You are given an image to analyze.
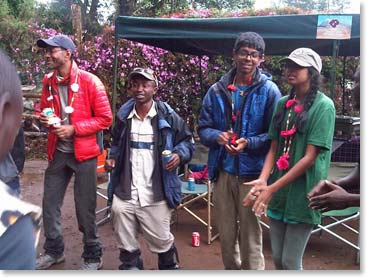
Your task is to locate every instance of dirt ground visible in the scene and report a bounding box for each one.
[20,159,360,271]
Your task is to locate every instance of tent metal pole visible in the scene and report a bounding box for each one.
[112,38,118,128]
[199,56,203,99]
[342,56,346,114]
[329,40,340,101]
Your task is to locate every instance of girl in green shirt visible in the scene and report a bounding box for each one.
[242,48,335,270]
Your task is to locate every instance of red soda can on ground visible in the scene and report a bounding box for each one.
[192,232,200,247]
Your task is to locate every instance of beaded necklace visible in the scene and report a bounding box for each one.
[47,70,79,121]
[227,75,252,145]
[276,97,304,171]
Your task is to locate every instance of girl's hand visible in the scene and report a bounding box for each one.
[242,179,267,207]
[251,186,274,217]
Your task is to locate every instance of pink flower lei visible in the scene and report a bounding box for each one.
[276,97,304,171]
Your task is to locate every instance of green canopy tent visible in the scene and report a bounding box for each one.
[112,14,360,120]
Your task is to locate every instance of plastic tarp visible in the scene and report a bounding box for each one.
[114,14,360,57]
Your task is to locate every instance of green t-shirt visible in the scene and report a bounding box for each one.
[267,92,336,225]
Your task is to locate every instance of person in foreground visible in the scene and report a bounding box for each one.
[35,34,113,270]
[198,32,281,269]
[308,66,360,211]
[0,127,25,198]
[0,49,42,269]
[105,67,195,270]
[243,48,336,270]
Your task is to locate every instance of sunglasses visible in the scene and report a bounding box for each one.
[133,67,156,77]
[43,48,66,55]
[131,67,158,86]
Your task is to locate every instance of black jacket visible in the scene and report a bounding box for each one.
[110,99,195,208]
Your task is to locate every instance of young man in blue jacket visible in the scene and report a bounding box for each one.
[198,32,281,270]
[105,67,195,270]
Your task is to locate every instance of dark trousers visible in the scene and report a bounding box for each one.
[42,150,102,260]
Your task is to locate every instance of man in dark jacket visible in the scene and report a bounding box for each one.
[105,67,194,270]
[198,32,281,269]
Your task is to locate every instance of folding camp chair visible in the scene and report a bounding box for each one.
[96,149,112,226]
[176,179,219,244]
[311,206,360,263]
[172,140,219,244]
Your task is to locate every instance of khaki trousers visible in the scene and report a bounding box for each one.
[111,196,174,254]
[213,171,265,270]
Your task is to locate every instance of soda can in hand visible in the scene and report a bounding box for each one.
[162,150,172,166]
[43,108,54,117]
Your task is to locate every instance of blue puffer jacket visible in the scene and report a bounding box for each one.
[198,67,281,181]
[109,99,195,208]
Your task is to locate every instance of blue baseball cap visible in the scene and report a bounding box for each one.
[37,35,76,54]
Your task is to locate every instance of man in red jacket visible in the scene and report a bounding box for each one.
[36,34,113,270]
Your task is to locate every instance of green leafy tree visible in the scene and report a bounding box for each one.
[0,0,38,76]
[114,0,254,16]
[36,0,73,34]
[193,0,254,10]
[0,0,37,20]
[75,0,103,34]
[329,0,351,12]
[280,0,318,10]
[280,0,351,12]
[35,0,103,35]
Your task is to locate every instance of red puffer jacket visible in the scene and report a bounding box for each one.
[40,61,113,162]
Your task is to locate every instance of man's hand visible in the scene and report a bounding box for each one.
[105,159,115,172]
[308,179,334,198]
[52,124,75,139]
[165,153,181,171]
[225,137,248,155]
[39,112,50,127]
[217,131,232,145]
[308,180,353,212]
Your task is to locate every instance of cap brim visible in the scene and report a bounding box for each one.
[280,57,311,68]
[36,39,59,48]
[128,72,155,82]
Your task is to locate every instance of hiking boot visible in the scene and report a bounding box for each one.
[80,258,103,270]
[158,244,180,270]
[36,253,65,270]
[119,257,144,270]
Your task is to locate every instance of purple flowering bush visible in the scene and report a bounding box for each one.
[7,7,359,133]
[11,24,227,130]
[74,26,229,129]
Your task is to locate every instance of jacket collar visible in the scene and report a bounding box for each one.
[127,101,157,120]
[46,60,79,81]
[217,67,270,94]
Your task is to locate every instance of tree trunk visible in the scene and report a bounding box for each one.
[118,0,136,16]
[71,4,83,52]
[90,0,99,20]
